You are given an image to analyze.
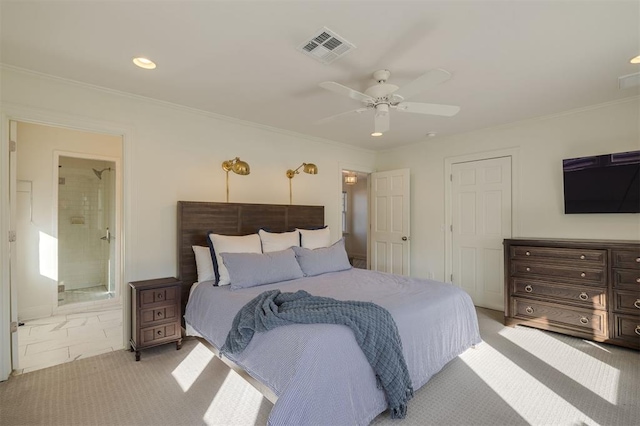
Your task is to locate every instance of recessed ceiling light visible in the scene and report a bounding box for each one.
[426,132,437,138]
[371,132,383,137]
[631,55,640,64]
[133,57,156,69]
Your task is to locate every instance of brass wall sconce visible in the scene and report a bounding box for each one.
[222,157,250,202]
[286,162,318,204]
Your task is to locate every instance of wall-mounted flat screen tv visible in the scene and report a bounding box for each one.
[563,150,640,214]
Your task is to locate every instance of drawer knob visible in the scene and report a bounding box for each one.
[525,251,531,256]
[157,311,162,317]
[636,277,640,283]
[156,330,162,336]
[158,294,164,299]
[634,299,640,309]
[580,255,585,260]
[580,272,586,278]
[525,306,534,314]
[636,257,640,263]
[635,326,640,336]
[579,317,589,325]
[526,267,531,272]
[524,285,533,293]
[579,292,589,301]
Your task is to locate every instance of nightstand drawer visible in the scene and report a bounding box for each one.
[140,286,177,307]
[140,305,178,327]
[140,323,179,345]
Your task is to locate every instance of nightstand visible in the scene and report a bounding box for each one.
[129,277,183,361]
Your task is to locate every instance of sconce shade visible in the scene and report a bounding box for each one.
[303,163,318,174]
[222,157,250,175]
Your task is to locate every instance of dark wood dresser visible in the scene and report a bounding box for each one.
[129,277,183,361]
[504,238,639,350]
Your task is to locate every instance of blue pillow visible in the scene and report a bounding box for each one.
[291,238,352,277]
[221,248,304,290]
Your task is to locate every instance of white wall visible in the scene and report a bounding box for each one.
[2,68,377,287]
[16,122,122,319]
[376,98,640,281]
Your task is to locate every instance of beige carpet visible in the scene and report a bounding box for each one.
[1,308,638,425]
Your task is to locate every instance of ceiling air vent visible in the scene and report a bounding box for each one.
[618,72,640,90]
[298,27,355,65]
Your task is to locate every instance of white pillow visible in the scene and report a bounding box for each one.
[192,245,215,283]
[208,233,262,286]
[259,229,300,253]
[297,227,331,249]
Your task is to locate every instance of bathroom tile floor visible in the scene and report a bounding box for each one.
[15,306,123,374]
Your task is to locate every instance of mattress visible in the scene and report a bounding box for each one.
[185,268,481,425]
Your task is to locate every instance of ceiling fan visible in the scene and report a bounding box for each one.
[317,69,460,136]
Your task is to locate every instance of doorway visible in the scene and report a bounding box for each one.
[57,156,117,307]
[342,170,369,269]
[12,121,124,373]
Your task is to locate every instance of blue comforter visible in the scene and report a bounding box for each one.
[221,289,414,418]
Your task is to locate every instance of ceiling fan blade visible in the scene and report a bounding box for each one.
[393,69,452,101]
[315,107,371,125]
[374,112,390,134]
[319,81,373,103]
[396,102,460,117]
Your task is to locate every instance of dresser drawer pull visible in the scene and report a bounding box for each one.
[524,285,533,293]
[580,255,585,260]
[156,330,163,336]
[525,251,531,256]
[579,292,589,301]
[525,306,534,314]
[579,317,589,325]
[634,299,640,309]
[157,311,163,317]
[526,267,531,272]
[636,257,640,263]
[157,293,164,300]
[635,326,640,336]
[580,272,586,278]
[636,278,640,283]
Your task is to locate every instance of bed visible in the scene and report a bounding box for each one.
[178,201,481,425]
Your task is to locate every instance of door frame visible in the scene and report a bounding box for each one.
[53,151,122,312]
[0,103,133,379]
[444,148,521,286]
[339,162,375,269]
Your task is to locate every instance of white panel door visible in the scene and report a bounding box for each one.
[451,157,511,310]
[9,121,19,373]
[370,169,410,275]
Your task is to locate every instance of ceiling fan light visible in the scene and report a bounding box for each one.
[630,55,640,64]
[133,57,156,69]
[371,132,383,137]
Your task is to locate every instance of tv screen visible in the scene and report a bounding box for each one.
[563,150,640,214]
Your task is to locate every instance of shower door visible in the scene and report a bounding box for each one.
[57,156,117,306]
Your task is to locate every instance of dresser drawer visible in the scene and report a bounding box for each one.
[512,298,607,337]
[511,279,606,309]
[612,249,640,270]
[140,323,179,346]
[612,291,640,315]
[511,246,606,266]
[511,261,606,286]
[140,286,177,307]
[612,314,640,347]
[612,268,640,290]
[140,305,178,327]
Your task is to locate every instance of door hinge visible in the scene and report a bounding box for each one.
[450,274,453,282]
[450,174,453,182]
[9,140,17,152]
[450,224,453,232]
[10,321,18,333]
[8,230,16,242]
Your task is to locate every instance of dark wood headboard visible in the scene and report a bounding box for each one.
[177,201,324,312]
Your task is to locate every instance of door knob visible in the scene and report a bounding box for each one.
[401,236,408,241]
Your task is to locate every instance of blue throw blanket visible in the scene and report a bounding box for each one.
[221,289,414,419]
